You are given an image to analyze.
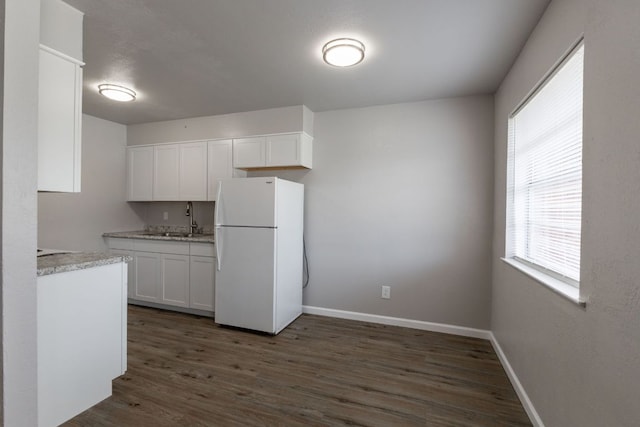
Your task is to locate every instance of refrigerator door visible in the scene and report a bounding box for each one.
[216,177,277,227]
[214,226,276,333]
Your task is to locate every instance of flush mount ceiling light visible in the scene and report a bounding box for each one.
[322,38,365,67]
[98,84,136,102]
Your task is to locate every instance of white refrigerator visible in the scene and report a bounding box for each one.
[214,177,304,334]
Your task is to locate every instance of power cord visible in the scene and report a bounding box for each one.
[303,236,310,288]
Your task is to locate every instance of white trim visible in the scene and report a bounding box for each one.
[510,36,584,117]
[489,333,545,427]
[127,299,214,318]
[502,258,586,307]
[302,305,491,340]
[126,131,312,148]
[39,44,85,66]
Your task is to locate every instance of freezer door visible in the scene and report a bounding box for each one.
[214,226,276,333]
[216,177,277,227]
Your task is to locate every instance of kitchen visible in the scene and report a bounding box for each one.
[3,0,640,426]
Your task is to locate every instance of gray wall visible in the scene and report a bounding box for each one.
[492,0,640,425]
[141,201,214,230]
[127,105,312,146]
[38,114,146,251]
[254,97,495,329]
[128,97,495,329]
[1,0,40,423]
[40,0,83,60]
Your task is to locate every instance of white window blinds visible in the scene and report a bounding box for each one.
[507,43,584,285]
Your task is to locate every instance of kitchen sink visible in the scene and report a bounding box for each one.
[161,232,194,237]
[144,232,213,238]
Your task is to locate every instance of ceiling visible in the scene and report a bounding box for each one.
[64,0,551,125]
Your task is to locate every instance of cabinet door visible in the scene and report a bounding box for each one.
[190,256,215,311]
[207,140,233,200]
[38,47,82,192]
[133,252,161,302]
[179,142,208,201]
[110,249,135,298]
[266,134,300,167]
[153,144,180,200]
[233,137,266,168]
[160,254,190,308]
[127,146,154,201]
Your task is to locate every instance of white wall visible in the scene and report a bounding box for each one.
[40,0,83,60]
[492,0,640,425]
[1,0,40,423]
[254,96,495,329]
[38,114,146,251]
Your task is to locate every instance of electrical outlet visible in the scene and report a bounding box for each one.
[163,212,169,220]
[381,285,391,299]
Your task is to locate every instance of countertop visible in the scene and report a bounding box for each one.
[103,230,215,244]
[37,252,132,277]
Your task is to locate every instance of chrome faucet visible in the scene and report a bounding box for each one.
[186,201,198,234]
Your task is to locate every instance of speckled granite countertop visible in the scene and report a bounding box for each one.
[103,230,215,243]
[37,252,132,277]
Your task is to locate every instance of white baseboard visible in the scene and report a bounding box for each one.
[302,305,491,340]
[489,333,544,427]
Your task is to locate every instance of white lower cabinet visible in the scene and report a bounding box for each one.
[37,262,127,427]
[132,252,160,302]
[190,256,215,311]
[160,253,190,307]
[110,249,135,298]
[106,238,215,315]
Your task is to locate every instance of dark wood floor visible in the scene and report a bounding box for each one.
[64,305,530,426]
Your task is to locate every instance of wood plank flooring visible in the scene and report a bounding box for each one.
[64,305,531,426]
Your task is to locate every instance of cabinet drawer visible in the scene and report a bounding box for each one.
[106,238,134,251]
[190,242,215,257]
[133,240,190,255]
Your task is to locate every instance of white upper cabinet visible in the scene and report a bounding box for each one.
[153,142,208,201]
[38,0,84,193]
[179,142,208,201]
[38,46,83,192]
[267,133,312,168]
[233,137,266,168]
[232,132,312,170]
[207,139,233,201]
[153,144,180,200]
[127,133,305,202]
[126,146,154,201]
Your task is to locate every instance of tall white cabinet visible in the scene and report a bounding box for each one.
[38,45,84,192]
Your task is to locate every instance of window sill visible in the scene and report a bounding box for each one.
[501,258,586,307]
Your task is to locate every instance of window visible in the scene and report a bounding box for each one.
[506,41,584,289]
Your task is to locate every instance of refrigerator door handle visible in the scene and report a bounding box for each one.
[215,226,222,271]
[215,181,222,226]
[215,181,222,271]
